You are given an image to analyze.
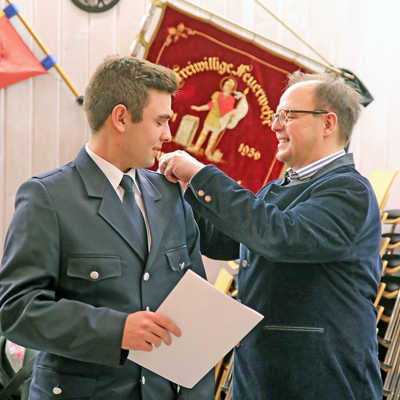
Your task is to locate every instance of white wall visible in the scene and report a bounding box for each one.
[1,0,399,256]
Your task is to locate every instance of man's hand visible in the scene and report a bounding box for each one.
[121,311,181,352]
[158,150,205,185]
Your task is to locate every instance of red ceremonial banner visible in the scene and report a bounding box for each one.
[137,3,310,193]
[0,10,47,89]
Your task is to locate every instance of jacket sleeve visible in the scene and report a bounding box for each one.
[184,190,239,261]
[184,165,380,263]
[0,178,127,367]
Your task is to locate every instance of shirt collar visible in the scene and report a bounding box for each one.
[286,149,346,181]
[85,143,137,191]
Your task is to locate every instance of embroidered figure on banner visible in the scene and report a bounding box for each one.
[174,77,249,163]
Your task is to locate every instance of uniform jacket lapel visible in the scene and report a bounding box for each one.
[136,170,165,267]
[74,147,147,262]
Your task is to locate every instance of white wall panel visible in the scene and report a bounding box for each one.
[58,0,89,166]
[31,0,61,175]
[117,0,146,54]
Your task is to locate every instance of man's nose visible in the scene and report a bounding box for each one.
[271,117,283,133]
[161,123,172,142]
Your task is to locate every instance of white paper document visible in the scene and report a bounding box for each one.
[128,269,263,388]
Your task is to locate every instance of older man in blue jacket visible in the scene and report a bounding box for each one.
[0,56,213,400]
[160,71,383,399]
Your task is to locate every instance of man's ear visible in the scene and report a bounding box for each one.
[322,112,337,138]
[110,104,129,132]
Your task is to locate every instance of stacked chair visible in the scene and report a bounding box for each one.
[369,169,400,398]
[377,218,400,398]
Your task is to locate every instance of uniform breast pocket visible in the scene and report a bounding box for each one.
[166,246,191,272]
[64,255,122,304]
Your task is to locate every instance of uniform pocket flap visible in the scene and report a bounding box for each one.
[33,366,96,398]
[166,246,191,272]
[66,256,121,281]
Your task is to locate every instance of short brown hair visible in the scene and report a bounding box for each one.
[84,56,178,131]
[287,71,361,145]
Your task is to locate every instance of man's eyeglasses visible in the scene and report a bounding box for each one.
[272,109,329,126]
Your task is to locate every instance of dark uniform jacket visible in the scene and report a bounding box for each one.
[185,154,383,400]
[0,147,213,400]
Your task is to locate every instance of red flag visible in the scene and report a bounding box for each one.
[0,10,47,89]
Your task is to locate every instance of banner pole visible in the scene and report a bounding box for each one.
[5,0,83,104]
[253,0,354,80]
